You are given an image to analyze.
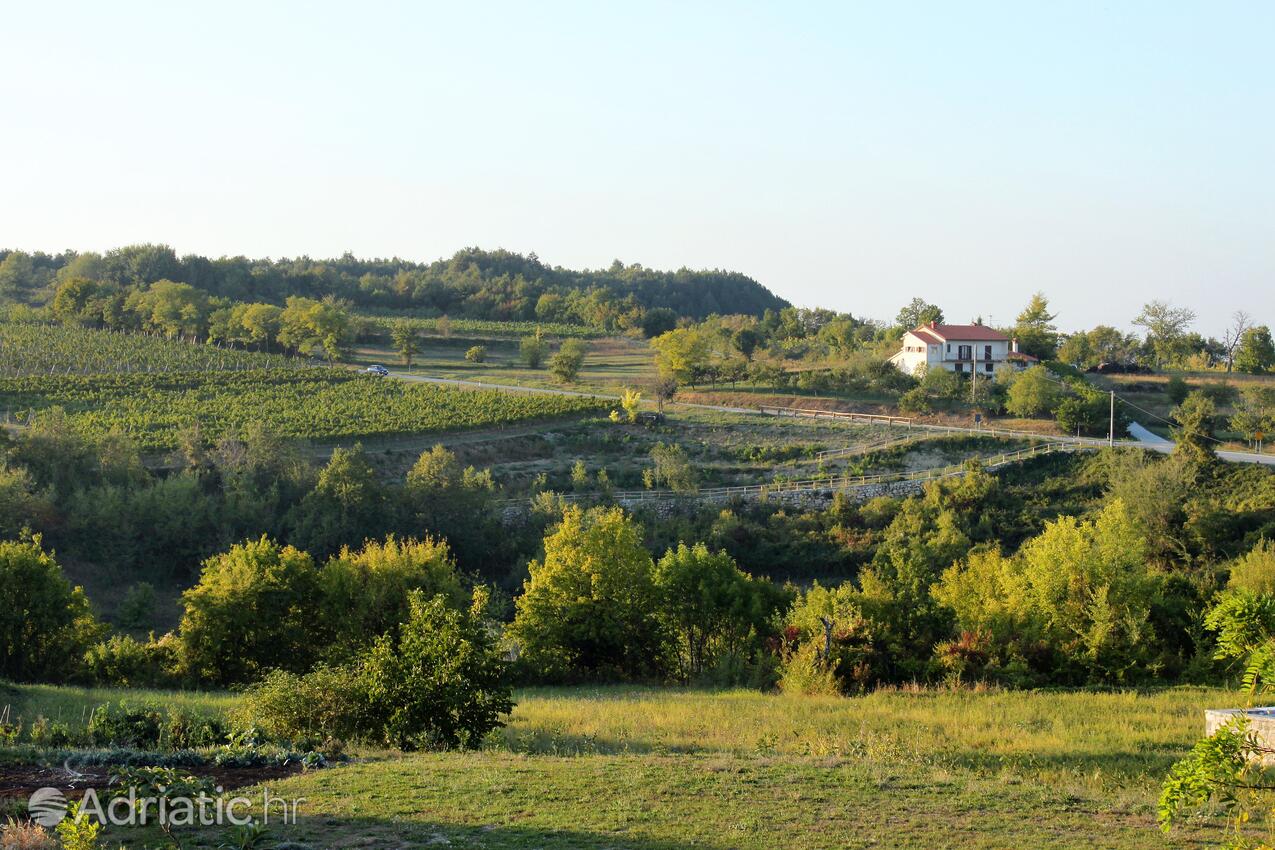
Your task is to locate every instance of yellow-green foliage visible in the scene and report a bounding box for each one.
[0,536,101,682]
[934,499,1157,682]
[320,535,465,651]
[1226,538,1275,594]
[509,506,663,681]
[177,536,321,686]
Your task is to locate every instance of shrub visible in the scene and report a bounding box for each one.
[776,640,840,696]
[319,535,465,655]
[0,536,101,682]
[1165,375,1189,405]
[83,633,181,689]
[519,335,545,369]
[897,386,930,414]
[510,506,664,681]
[778,580,896,694]
[237,666,362,748]
[359,589,513,750]
[177,536,322,686]
[1,818,57,850]
[87,701,165,749]
[464,345,487,363]
[28,715,75,748]
[654,543,786,682]
[1004,365,1061,417]
[1227,540,1275,595]
[550,339,586,383]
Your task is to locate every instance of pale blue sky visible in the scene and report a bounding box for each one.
[2,1,1271,334]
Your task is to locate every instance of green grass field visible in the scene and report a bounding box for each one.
[7,684,1230,849]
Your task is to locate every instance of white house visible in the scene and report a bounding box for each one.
[888,321,1037,377]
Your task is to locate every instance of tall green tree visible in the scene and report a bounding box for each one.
[1235,325,1275,374]
[509,506,664,681]
[895,297,943,330]
[177,536,322,686]
[390,321,421,368]
[0,536,100,682]
[1012,292,1058,359]
[1134,300,1196,368]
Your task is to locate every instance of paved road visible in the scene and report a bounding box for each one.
[390,372,1275,467]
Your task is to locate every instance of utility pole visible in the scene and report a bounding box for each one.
[1109,390,1115,447]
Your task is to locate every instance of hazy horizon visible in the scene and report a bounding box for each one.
[4,1,1271,337]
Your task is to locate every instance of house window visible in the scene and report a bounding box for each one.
[986,363,994,374]
[984,345,993,361]
[954,362,964,373]
[958,344,972,361]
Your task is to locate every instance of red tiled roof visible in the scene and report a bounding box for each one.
[1008,351,1039,362]
[916,323,1008,342]
[907,328,943,345]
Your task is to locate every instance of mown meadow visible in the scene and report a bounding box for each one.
[0,683,1231,849]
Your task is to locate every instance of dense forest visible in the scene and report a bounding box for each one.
[0,244,789,329]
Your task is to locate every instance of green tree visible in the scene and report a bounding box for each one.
[1012,292,1058,359]
[550,339,587,382]
[1171,390,1217,466]
[641,307,678,338]
[648,442,697,492]
[1004,365,1061,417]
[1134,300,1196,368]
[177,536,322,686]
[1235,325,1275,374]
[0,536,100,682]
[654,543,780,681]
[731,327,762,361]
[1230,385,1275,447]
[358,589,513,749]
[390,321,421,368]
[287,445,388,558]
[509,506,664,680]
[320,535,465,653]
[402,445,499,570]
[895,297,944,330]
[519,333,546,368]
[465,345,487,363]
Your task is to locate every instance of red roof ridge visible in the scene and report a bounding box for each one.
[914,323,1009,342]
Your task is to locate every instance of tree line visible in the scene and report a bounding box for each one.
[0,244,789,330]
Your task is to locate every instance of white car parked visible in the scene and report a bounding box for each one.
[363,365,390,377]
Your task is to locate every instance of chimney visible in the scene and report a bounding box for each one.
[1011,338,1019,353]
[929,320,937,329]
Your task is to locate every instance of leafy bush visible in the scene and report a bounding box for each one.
[243,590,513,751]
[87,701,165,749]
[86,700,226,750]
[319,535,465,656]
[83,633,181,689]
[237,665,362,748]
[1004,365,1061,417]
[654,543,787,682]
[933,499,1157,683]
[0,535,101,682]
[550,339,587,383]
[360,589,513,749]
[464,345,487,363]
[510,506,664,681]
[177,536,322,686]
